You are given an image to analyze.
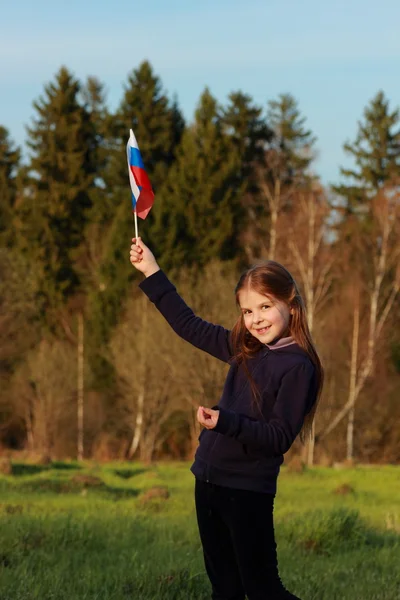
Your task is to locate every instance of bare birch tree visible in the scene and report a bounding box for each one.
[256,160,288,260]
[254,94,316,260]
[110,294,179,462]
[77,312,84,460]
[346,286,360,461]
[283,185,333,465]
[318,184,400,455]
[14,338,78,457]
[56,306,87,461]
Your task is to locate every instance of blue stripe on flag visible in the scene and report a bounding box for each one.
[131,192,137,209]
[129,147,145,169]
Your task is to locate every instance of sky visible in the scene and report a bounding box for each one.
[1,0,400,185]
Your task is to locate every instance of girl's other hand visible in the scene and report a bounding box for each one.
[130,237,160,277]
[197,406,219,430]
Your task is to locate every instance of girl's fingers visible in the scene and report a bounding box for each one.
[197,407,205,425]
[196,406,219,430]
[130,247,142,258]
[201,407,213,420]
[130,250,142,263]
[132,236,144,249]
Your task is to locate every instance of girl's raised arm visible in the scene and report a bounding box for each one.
[130,238,231,363]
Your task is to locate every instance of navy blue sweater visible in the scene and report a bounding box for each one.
[140,270,317,494]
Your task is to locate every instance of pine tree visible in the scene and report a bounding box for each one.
[254,94,317,259]
[78,77,112,239]
[153,88,242,270]
[82,63,184,384]
[222,91,272,176]
[84,62,184,340]
[0,127,20,246]
[16,66,97,317]
[333,91,400,212]
[221,92,273,262]
[106,60,184,192]
[93,60,185,290]
[266,93,316,183]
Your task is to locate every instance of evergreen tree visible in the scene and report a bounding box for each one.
[106,60,184,192]
[16,66,97,317]
[253,94,316,259]
[78,77,111,232]
[221,93,273,261]
[153,88,242,270]
[333,91,400,212]
[0,127,20,246]
[84,62,184,348]
[266,93,316,184]
[94,60,185,285]
[222,91,272,176]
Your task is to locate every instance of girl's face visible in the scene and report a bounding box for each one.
[238,286,292,344]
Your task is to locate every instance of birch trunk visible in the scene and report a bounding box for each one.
[289,190,329,466]
[127,297,148,459]
[26,406,34,452]
[268,180,280,260]
[346,298,359,462]
[319,190,399,441]
[77,311,84,461]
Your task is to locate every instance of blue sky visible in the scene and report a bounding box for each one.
[1,0,399,184]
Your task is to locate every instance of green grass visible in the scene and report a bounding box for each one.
[0,461,399,599]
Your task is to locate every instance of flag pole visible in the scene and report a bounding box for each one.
[133,209,139,242]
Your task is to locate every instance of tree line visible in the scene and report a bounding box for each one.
[0,61,399,465]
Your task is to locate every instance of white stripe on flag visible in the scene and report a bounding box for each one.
[127,138,140,200]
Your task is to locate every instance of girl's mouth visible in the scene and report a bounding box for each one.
[255,326,271,334]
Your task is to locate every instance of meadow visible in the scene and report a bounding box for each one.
[0,461,399,600]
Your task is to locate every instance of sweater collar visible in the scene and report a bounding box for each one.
[265,335,296,350]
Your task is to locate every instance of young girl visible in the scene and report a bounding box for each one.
[130,238,323,600]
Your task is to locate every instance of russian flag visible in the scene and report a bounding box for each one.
[126,129,154,219]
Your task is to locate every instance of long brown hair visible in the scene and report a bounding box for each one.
[230,261,323,442]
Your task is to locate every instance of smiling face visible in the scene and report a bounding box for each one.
[238,286,292,344]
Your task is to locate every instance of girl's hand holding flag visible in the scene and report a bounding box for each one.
[130,237,160,278]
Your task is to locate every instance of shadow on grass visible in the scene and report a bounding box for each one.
[11,464,50,477]
[103,486,141,500]
[113,468,148,479]
[51,461,82,471]
[11,462,81,477]
[19,477,140,500]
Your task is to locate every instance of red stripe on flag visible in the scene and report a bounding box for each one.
[135,188,155,219]
[130,165,152,191]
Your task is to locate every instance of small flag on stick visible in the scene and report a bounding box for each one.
[126,129,154,238]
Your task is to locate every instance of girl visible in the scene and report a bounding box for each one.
[130,238,323,600]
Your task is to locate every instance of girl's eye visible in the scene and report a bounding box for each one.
[262,305,271,310]
[243,310,251,315]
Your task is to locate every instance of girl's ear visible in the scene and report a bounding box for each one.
[290,306,294,315]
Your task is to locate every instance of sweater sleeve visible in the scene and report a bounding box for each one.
[213,362,316,454]
[139,270,232,363]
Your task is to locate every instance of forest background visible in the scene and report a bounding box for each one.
[1,59,399,467]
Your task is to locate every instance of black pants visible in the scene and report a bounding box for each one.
[195,479,301,600]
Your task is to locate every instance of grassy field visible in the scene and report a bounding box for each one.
[0,460,399,600]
